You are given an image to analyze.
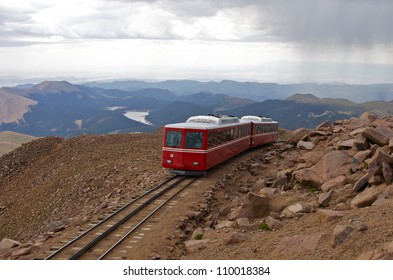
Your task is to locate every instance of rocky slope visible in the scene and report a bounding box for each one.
[181,112,393,260]
[1,113,393,260]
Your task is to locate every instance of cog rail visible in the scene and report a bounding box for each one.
[45,175,193,260]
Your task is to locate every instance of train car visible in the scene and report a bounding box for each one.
[162,114,278,176]
[241,116,278,148]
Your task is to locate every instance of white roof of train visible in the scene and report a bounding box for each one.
[241,116,277,123]
[164,115,276,130]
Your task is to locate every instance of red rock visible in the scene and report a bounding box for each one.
[297,140,315,150]
[224,232,247,245]
[315,120,331,130]
[320,175,346,192]
[352,172,371,192]
[351,186,384,208]
[317,209,344,224]
[184,239,211,254]
[332,225,353,248]
[0,238,21,254]
[264,216,283,230]
[294,151,350,187]
[318,191,332,207]
[362,127,390,147]
[237,193,270,219]
[366,148,393,169]
[289,128,312,143]
[382,162,393,185]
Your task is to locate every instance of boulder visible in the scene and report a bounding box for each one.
[349,127,367,137]
[382,162,393,185]
[235,218,250,227]
[237,193,270,219]
[251,179,267,192]
[352,172,372,192]
[297,140,315,150]
[360,112,378,122]
[282,202,312,218]
[315,120,331,130]
[337,139,356,150]
[317,209,344,224]
[366,148,393,169]
[332,225,353,248]
[215,220,235,229]
[264,216,283,231]
[294,151,351,187]
[258,187,277,198]
[289,128,312,143]
[0,238,21,254]
[318,191,332,207]
[272,175,291,190]
[320,175,346,192]
[297,151,324,167]
[362,127,390,147]
[352,150,372,167]
[353,135,369,151]
[184,239,211,254]
[224,232,247,245]
[349,113,376,129]
[351,186,384,208]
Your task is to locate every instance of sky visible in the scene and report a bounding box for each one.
[1,0,393,84]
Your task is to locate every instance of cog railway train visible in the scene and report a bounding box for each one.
[162,114,278,176]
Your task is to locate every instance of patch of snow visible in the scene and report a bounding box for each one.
[105,106,126,111]
[124,111,153,125]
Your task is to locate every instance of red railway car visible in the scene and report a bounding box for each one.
[241,116,279,147]
[162,114,278,176]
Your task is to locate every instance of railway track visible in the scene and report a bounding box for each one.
[45,175,196,260]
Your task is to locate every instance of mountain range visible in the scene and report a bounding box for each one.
[0,80,392,138]
[84,79,393,103]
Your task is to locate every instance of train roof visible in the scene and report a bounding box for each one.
[164,115,276,130]
[164,115,242,129]
[241,116,277,123]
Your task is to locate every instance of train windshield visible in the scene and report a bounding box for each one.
[165,130,182,147]
[185,132,204,149]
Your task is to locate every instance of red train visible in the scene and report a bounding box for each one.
[162,114,278,176]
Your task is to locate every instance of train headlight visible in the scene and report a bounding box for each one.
[166,160,172,164]
[193,162,200,166]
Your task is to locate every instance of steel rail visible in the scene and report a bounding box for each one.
[67,176,186,260]
[45,175,177,260]
[98,178,196,260]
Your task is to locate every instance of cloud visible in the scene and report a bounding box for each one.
[1,0,393,51]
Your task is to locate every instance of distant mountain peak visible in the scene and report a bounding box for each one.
[32,81,82,93]
[286,93,321,103]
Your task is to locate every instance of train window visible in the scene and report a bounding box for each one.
[165,130,182,147]
[185,132,204,149]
